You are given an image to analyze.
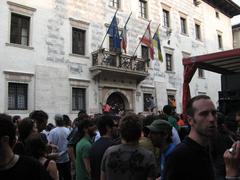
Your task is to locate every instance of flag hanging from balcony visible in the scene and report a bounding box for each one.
[152,26,163,62]
[141,22,154,60]
[120,12,132,53]
[107,14,121,50]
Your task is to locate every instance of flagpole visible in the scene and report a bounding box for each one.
[120,12,132,37]
[154,24,161,34]
[131,20,151,59]
[99,9,119,49]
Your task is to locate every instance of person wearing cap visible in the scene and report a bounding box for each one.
[162,95,217,180]
[147,119,176,178]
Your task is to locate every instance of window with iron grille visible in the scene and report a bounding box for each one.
[8,83,28,110]
[195,23,201,40]
[166,53,173,71]
[180,17,187,34]
[163,9,170,28]
[218,34,223,49]
[72,28,86,55]
[143,93,152,111]
[139,0,147,19]
[72,88,86,111]
[10,13,30,46]
[110,0,120,8]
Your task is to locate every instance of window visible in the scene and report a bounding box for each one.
[180,17,187,34]
[167,94,176,108]
[163,9,170,28]
[166,53,173,71]
[141,45,149,60]
[109,36,114,52]
[72,88,86,111]
[198,68,204,78]
[193,0,201,6]
[218,34,223,49]
[110,0,120,8]
[139,0,147,19]
[216,11,219,18]
[195,23,201,40]
[10,13,30,46]
[72,28,86,55]
[8,83,28,110]
[143,93,152,111]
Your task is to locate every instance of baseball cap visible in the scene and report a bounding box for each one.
[146,119,172,133]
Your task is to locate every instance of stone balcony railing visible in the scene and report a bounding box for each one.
[90,48,148,82]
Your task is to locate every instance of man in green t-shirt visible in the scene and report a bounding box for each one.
[75,119,96,180]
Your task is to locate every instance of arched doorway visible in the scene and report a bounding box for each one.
[106,92,126,114]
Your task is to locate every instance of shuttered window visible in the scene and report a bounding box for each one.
[72,28,85,55]
[10,13,30,46]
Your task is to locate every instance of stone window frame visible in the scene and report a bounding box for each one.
[198,68,205,78]
[69,78,90,114]
[139,0,148,19]
[4,70,34,114]
[161,3,171,29]
[194,19,202,41]
[217,30,223,50]
[6,1,36,50]
[69,18,90,59]
[141,87,155,112]
[164,47,175,73]
[179,12,188,36]
[109,0,121,9]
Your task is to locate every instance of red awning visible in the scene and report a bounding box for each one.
[182,48,240,113]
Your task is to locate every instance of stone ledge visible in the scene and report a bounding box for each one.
[69,53,90,59]
[5,43,34,50]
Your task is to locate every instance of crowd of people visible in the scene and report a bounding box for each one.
[1,95,240,180]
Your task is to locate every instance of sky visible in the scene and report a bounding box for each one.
[232,0,240,25]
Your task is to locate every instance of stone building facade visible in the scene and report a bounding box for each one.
[0,0,238,120]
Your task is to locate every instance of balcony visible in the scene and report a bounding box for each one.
[90,48,149,82]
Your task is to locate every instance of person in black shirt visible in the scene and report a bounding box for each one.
[0,113,51,180]
[162,95,217,180]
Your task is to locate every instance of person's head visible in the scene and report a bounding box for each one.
[18,117,38,142]
[163,105,173,115]
[46,123,54,132]
[78,119,96,139]
[147,119,172,148]
[142,115,160,137]
[97,115,114,136]
[119,114,142,143]
[25,134,47,159]
[186,95,217,138]
[63,114,71,127]
[12,115,21,125]
[54,114,64,127]
[29,110,48,132]
[0,114,16,149]
[78,110,87,118]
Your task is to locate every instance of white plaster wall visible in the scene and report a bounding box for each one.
[0,0,235,117]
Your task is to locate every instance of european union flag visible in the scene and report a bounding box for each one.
[107,15,121,49]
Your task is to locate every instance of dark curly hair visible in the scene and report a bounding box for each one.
[120,114,142,142]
